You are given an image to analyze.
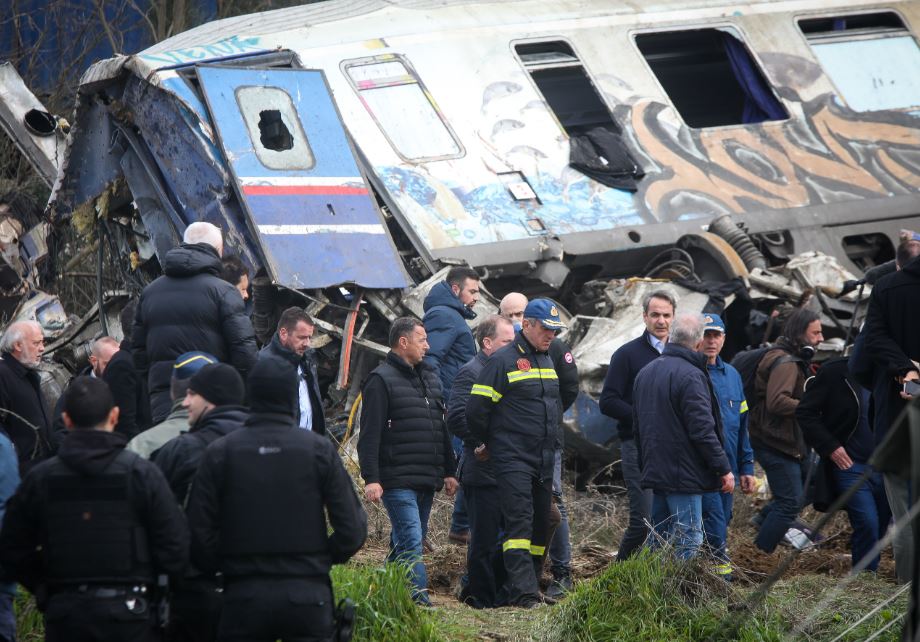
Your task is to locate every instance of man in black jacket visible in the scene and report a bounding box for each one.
[0,320,52,473]
[91,336,148,439]
[797,356,891,572]
[466,299,563,608]
[132,222,257,423]
[188,358,366,641]
[358,317,458,606]
[0,376,188,642]
[257,307,325,435]
[633,313,733,560]
[599,290,674,560]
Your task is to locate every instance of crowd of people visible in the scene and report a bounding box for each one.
[0,221,915,639]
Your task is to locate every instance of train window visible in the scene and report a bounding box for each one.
[235,86,315,170]
[343,56,463,161]
[635,29,788,128]
[798,12,920,111]
[515,41,643,190]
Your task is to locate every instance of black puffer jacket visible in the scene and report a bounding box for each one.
[358,352,456,491]
[633,343,730,494]
[132,244,257,422]
[153,405,247,507]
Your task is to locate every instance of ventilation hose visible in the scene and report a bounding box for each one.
[708,215,767,270]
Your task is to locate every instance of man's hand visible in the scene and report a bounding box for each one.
[740,475,757,494]
[720,472,735,494]
[364,483,383,503]
[829,446,854,470]
[901,370,919,400]
[474,444,489,461]
[444,477,459,497]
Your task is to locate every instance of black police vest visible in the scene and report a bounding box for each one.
[219,426,327,556]
[373,361,448,490]
[40,450,152,585]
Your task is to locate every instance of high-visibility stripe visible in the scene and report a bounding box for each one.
[503,538,531,552]
[507,368,559,383]
[173,354,215,369]
[471,384,502,402]
[739,400,749,413]
[530,545,546,556]
[713,563,733,575]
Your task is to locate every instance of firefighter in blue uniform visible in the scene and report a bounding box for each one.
[466,299,563,608]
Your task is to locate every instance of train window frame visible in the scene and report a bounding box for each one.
[341,54,465,163]
[795,9,920,112]
[235,85,316,171]
[631,24,789,130]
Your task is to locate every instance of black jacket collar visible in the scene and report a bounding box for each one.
[386,350,428,375]
[663,343,707,371]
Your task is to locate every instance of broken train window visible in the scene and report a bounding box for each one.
[235,86,315,170]
[343,55,463,162]
[798,11,920,112]
[514,40,643,191]
[635,28,788,128]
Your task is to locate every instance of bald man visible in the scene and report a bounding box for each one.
[0,321,52,471]
[498,293,579,597]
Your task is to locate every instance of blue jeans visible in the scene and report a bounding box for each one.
[754,447,805,553]
[649,492,704,560]
[0,590,14,642]
[449,437,469,534]
[702,491,734,568]
[617,438,653,560]
[834,462,892,572]
[550,449,572,578]
[381,488,434,604]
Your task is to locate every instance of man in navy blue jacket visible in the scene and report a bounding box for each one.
[634,313,734,560]
[599,290,675,560]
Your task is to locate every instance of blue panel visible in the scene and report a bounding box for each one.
[196,66,409,289]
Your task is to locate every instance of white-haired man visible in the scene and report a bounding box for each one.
[132,222,257,422]
[0,320,52,472]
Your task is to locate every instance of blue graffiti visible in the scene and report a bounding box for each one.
[140,35,263,67]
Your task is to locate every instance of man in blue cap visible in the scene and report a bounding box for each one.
[466,299,564,608]
[699,313,756,578]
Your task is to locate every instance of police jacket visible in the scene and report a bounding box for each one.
[259,334,325,435]
[131,243,257,422]
[422,281,476,400]
[358,352,456,491]
[447,352,495,487]
[633,343,730,494]
[708,357,754,478]
[153,405,247,507]
[188,411,367,579]
[466,331,561,479]
[0,353,52,472]
[0,429,189,593]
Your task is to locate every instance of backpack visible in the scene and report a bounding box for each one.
[730,346,801,411]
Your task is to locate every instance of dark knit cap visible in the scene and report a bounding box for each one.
[248,356,298,416]
[188,363,245,407]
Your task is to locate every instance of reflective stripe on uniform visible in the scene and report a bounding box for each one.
[713,563,732,575]
[502,538,531,552]
[530,544,545,556]
[739,400,749,413]
[471,384,503,402]
[507,368,559,384]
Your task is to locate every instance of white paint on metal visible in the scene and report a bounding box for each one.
[257,224,386,234]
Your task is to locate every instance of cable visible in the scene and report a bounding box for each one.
[828,583,910,642]
[862,613,905,642]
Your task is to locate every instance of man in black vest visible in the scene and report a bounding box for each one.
[188,358,366,641]
[0,376,188,642]
[257,307,325,435]
[153,363,247,642]
[358,317,458,606]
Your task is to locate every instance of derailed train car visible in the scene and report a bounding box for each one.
[3,0,920,449]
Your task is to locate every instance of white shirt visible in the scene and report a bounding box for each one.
[298,365,313,430]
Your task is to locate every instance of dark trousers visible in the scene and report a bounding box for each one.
[218,577,334,642]
[168,578,222,642]
[754,447,805,553]
[617,437,653,561]
[497,469,552,605]
[44,592,159,642]
[465,484,506,608]
[834,462,892,572]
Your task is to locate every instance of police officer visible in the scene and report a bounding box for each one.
[188,357,367,641]
[466,299,564,608]
[0,376,188,642]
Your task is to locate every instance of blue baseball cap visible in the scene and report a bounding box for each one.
[172,351,218,380]
[703,313,725,333]
[524,298,566,330]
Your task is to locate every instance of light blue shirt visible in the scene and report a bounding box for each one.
[297,366,313,431]
[648,334,665,354]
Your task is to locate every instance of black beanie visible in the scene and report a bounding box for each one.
[248,357,298,416]
[188,363,245,407]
